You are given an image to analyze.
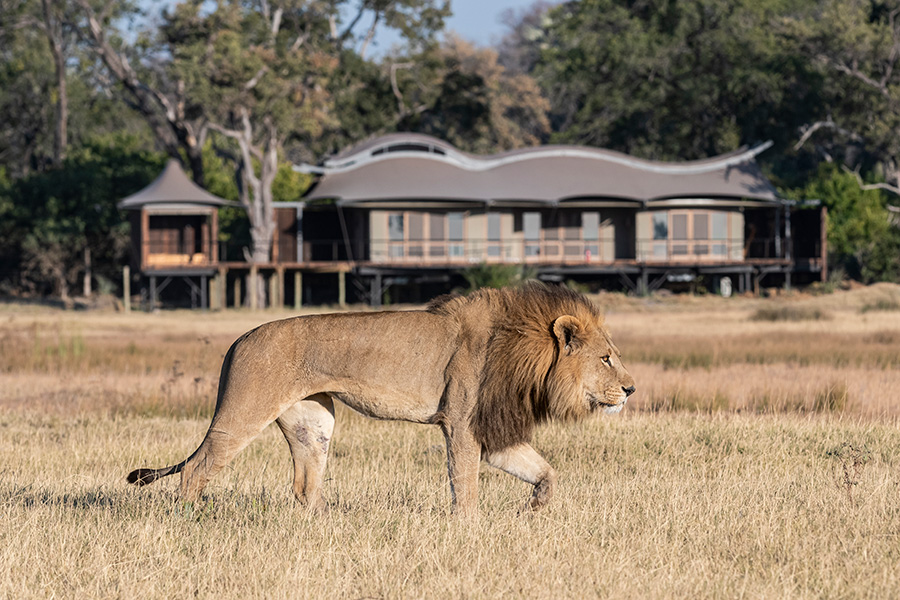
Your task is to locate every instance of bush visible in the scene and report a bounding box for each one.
[750,305,832,322]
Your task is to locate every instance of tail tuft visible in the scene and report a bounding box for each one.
[127,468,159,486]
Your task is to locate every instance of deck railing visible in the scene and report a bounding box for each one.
[143,235,814,268]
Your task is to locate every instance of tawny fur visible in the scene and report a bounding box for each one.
[127,282,636,515]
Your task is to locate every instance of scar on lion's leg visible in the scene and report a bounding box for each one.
[484,443,557,512]
[276,394,335,512]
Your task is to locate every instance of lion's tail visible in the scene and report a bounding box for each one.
[126,460,187,487]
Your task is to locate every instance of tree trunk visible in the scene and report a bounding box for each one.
[83,247,92,298]
[216,109,280,309]
[41,0,67,167]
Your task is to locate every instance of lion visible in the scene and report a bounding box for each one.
[127,282,635,515]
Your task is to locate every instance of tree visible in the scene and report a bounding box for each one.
[74,0,209,185]
[398,35,550,152]
[795,164,900,282]
[526,0,825,162]
[0,8,55,177]
[74,0,447,305]
[788,0,900,196]
[2,136,165,299]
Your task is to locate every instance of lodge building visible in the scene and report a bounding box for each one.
[120,134,825,308]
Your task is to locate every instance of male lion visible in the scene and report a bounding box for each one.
[128,283,635,515]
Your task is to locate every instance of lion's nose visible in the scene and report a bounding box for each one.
[623,386,636,397]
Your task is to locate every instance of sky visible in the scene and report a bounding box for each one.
[140,0,545,54]
[441,0,540,45]
[359,0,544,56]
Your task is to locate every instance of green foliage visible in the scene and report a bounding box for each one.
[1,136,166,296]
[531,0,824,163]
[797,165,900,282]
[460,262,537,292]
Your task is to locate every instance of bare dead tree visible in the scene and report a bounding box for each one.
[73,0,207,184]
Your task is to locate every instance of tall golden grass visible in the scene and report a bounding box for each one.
[1,286,900,598]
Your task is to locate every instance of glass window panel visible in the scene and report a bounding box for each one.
[693,213,709,240]
[672,244,688,255]
[694,244,709,255]
[449,243,464,257]
[653,242,667,259]
[388,214,404,241]
[712,243,727,256]
[487,245,501,257]
[408,245,423,257]
[448,212,464,241]
[389,244,404,258]
[564,245,581,256]
[583,212,600,241]
[429,245,445,257]
[652,212,668,240]
[525,244,541,256]
[672,214,688,240]
[429,213,446,240]
[524,212,541,241]
[712,212,727,240]
[586,245,599,260]
[408,213,424,241]
[487,213,501,241]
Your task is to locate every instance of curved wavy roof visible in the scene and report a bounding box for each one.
[299,133,780,206]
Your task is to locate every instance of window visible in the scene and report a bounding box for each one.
[672,214,688,240]
[408,213,424,241]
[583,212,600,241]
[430,213,446,240]
[388,214,404,242]
[647,210,732,261]
[523,212,541,257]
[652,212,668,259]
[487,213,501,241]
[712,213,727,240]
[523,212,541,240]
[487,213,502,259]
[712,212,728,256]
[652,212,668,240]
[448,212,464,241]
[693,213,708,240]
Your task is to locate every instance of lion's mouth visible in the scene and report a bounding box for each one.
[587,391,627,413]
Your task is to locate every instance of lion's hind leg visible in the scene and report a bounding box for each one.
[484,443,557,511]
[275,394,335,512]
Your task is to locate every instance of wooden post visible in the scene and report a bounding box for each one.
[140,209,150,270]
[122,265,131,313]
[294,271,302,311]
[268,271,278,310]
[218,267,227,311]
[210,273,218,310]
[820,205,828,283]
[233,276,241,309]
[149,275,157,311]
[83,247,92,298]
[250,265,258,310]
[338,270,346,308]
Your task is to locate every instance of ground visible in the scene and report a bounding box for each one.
[1,284,899,598]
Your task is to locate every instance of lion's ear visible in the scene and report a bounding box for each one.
[552,315,583,355]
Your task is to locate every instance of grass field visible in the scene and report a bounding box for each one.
[2,284,900,598]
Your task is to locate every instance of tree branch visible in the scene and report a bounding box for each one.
[339,4,367,42]
[794,118,864,151]
[359,13,379,60]
[821,54,892,100]
[843,165,900,197]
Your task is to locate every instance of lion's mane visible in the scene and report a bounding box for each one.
[429,283,604,453]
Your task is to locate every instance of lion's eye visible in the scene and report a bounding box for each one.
[602,355,613,366]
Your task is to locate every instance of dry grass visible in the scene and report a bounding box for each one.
[2,286,900,598]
